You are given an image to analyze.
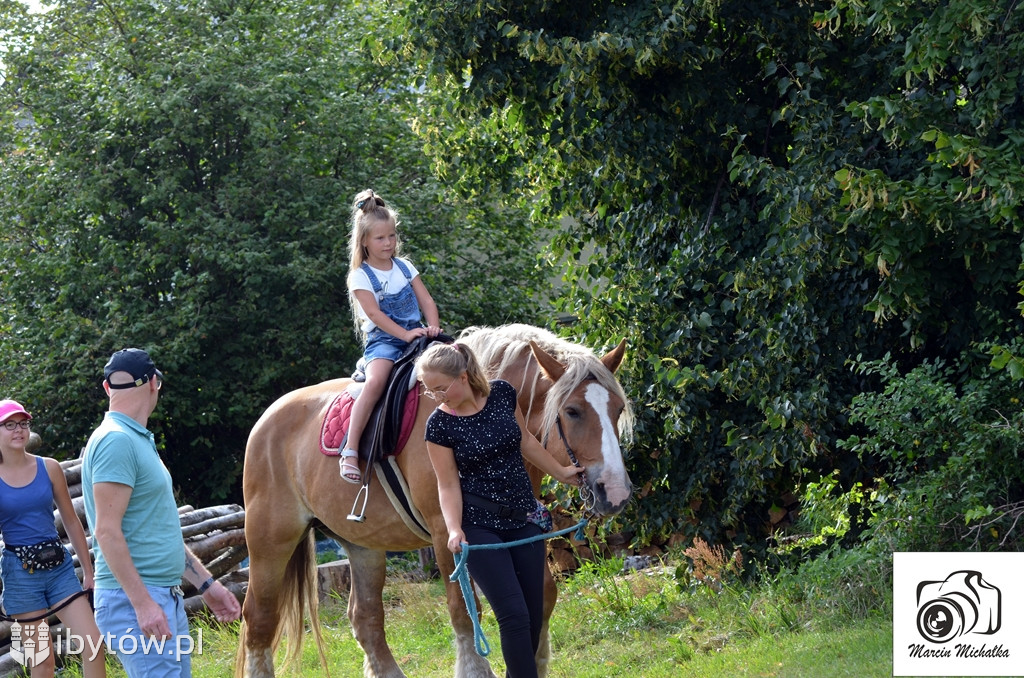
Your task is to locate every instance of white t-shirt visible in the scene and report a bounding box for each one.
[348,257,420,332]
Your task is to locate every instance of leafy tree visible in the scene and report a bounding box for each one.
[838,352,1024,553]
[0,0,547,505]
[399,1,1024,547]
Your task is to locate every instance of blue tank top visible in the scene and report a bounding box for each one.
[0,457,59,547]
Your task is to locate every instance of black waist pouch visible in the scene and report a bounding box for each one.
[9,538,66,573]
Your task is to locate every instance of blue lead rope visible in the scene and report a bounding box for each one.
[450,518,589,657]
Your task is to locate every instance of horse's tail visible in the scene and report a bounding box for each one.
[232,529,329,678]
[281,529,330,675]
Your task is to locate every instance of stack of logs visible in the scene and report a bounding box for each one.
[0,457,248,674]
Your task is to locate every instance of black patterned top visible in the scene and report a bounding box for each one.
[424,380,535,529]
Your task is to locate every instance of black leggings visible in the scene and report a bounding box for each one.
[463,522,546,678]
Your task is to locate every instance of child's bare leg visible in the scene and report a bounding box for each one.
[341,359,393,482]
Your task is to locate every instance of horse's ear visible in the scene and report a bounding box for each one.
[529,340,565,382]
[601,339,627,373]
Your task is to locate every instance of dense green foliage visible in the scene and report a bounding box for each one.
[0,0,547,505]
[399,1,1024,548]
[838,351,1024,552]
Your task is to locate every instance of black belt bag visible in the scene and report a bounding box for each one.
[463,493,553,532]
[7,538,66,573]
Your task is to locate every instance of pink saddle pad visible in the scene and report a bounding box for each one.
[319,388,419,457]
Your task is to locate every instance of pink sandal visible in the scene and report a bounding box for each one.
[339,450,362,484]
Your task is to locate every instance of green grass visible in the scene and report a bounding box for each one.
[55,552,902,677]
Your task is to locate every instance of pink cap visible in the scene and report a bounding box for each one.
[0,399,32,424]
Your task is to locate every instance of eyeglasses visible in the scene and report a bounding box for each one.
[2,420,31,431]
[422,375,458,401]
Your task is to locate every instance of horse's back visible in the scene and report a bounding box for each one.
[243,378,352,502]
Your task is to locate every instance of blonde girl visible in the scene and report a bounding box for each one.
[343,189,441,483]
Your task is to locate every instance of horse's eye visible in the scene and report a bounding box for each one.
[565,407,581,420]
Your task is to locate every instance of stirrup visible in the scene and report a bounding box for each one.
[347,484,369,522]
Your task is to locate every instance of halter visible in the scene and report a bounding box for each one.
[553,414,596,515]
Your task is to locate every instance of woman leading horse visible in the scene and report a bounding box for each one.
[234,324,634,678]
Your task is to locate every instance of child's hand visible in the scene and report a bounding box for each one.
[403,327,428,342]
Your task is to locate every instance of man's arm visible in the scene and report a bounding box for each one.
[182,548,242,623]
[92,481,173,639]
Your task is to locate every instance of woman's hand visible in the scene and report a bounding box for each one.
[447,528,467,554]
[554,464,584,486]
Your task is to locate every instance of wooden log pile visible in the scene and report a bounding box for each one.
[0,457,248,674]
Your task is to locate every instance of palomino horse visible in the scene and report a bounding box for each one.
[234,323,634,678]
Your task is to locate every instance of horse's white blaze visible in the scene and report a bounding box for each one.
[584,383,630,507]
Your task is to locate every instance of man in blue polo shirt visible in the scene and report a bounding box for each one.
[81,348,240,678]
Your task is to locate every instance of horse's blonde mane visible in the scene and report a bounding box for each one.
[457,324,634,443]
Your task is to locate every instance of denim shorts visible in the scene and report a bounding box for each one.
[364,328,414,363]
[94,585,193,678]
[0,546,84,615]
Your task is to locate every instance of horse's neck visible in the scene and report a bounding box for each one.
[491,354,548,440]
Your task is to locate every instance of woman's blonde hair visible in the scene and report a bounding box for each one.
[416,342,491,398]
[347,189,402,335]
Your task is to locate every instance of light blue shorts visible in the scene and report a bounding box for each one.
[364,328,414,363]
[94,585,194,678]
[0,546,84,615]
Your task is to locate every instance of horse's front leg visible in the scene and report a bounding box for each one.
[346,544,407,678]
[537,561,557,678]
[432,545,499,678]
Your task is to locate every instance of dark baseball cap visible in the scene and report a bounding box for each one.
[104,348,163,389]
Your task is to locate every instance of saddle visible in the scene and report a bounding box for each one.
[320,333,453,462]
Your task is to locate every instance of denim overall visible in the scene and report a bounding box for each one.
[361,259,423,362]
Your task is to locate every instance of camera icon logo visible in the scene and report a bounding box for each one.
[916,570,1001,644]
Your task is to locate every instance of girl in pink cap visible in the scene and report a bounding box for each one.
[0,399,106,677]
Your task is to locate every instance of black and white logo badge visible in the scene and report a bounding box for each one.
[895,553,1021,676]
[916,570,1000,644]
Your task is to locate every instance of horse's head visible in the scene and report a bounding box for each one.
[530,339,633,516]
